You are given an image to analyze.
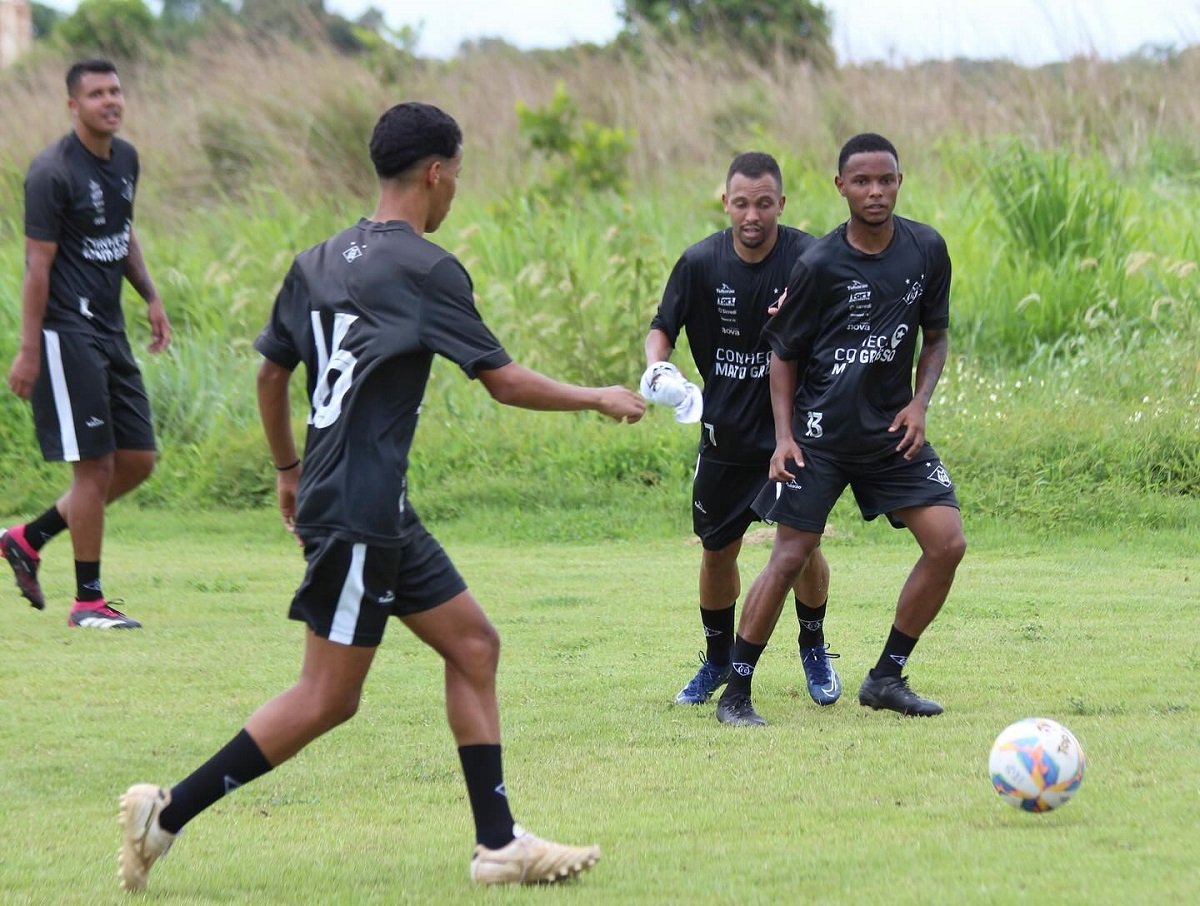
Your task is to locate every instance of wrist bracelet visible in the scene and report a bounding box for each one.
[275,459,300,472]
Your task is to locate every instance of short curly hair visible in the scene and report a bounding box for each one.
[369,102,462,180]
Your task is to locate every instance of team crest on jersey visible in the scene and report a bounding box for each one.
[121,177,134,203]
[902,274,926,305]
[926,462,953,488]
[342,242,364,263]
[716,282,739,336]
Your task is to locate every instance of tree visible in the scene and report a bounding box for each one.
[620,0,833,65]
[56,0,158,59]
[30,2,65,39]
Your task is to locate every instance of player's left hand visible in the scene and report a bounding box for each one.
[889,401,927,459]
[146,299,171,353]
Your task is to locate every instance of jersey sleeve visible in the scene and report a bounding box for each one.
[420,256,511,378]
[762,256,820,362]
[253,263,305,370]
[24,154,67,243]
[920,232,952,330]
[648,253,692,344]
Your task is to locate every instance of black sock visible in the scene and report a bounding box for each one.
[872,625,919,678]
[74,561,102,602]
[795,598,827,648]
[723,635,767,697]
[458,744,516,849]
[26,506,68,551]
[700,604,735,666]
[159,729,272,834]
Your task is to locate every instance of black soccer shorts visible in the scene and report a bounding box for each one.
[289,523,467,647]
[31,329,156,461]
[692,456,773,550]
[752,443,960,533]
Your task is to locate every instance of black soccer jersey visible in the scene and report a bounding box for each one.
[650,225,814,463]
[254,219,512,545]
[762,216,951,461]
[24,133,140,336]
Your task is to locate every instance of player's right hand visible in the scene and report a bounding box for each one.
[276,464,303,545]
[7,350,40,399]
[597,386,646,423]
[769,438,805,481]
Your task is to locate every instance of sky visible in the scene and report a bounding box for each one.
[320,0,1200,65]
[36,0,1200,66]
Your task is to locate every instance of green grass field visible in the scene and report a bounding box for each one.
[0,508,1196,905]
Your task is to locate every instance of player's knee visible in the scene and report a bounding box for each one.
[316,688,362,729]
[931,531,967,569]
[449,620,501,678]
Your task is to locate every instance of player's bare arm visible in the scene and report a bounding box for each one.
[8,237,57,399]
[126,228,171,353]
[644,328,673,367]
[768,352,803,480]
[478,361,646,423]
[257,358,302,535]
[889,327,949,459]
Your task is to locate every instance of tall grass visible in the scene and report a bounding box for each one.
[0,38,1197,526]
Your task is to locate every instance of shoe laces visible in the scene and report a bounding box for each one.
[800,643,840,683]
[682,653,726,693]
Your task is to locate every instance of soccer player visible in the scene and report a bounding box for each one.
[714,133,966,726]
[117,102,643,892]
[644,152,838,709]
[2,59,171,629]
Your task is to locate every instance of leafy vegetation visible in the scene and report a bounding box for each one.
[0,21,1197,531]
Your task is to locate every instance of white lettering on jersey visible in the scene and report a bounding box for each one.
[310,311,360,428]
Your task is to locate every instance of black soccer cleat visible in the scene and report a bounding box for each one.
[715,691,768,727]
[1,527,45,610]
[857,672,943,717]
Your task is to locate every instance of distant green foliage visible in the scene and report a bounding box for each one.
[621,0,834,65]
[56,0,158,59]
[985,142,1130,265]
[516,82,635,198]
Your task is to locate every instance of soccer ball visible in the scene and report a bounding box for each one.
[988,717,1085,813]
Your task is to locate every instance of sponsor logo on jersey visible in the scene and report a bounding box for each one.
[89,179,106,225]
[712,347,769,380]
[890,324,909,349]
[693,500,707,515]
[81,221,131,264]
[716,282,739,336]
[121,177,135,203]
[79,297,94,319]
[85,416,105,428]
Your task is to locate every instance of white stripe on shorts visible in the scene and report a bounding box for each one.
[329,542,367,645]
[43,329,80,461]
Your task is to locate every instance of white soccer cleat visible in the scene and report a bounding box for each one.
[469,824,601,885]
[118,784,176,891]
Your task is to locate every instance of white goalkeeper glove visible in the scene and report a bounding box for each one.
[639,361,703,424]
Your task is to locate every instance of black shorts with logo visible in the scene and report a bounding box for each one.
[692,456,772,551]
[31,329,156,462]
[752,443,959,533]
[289,521,467,647]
